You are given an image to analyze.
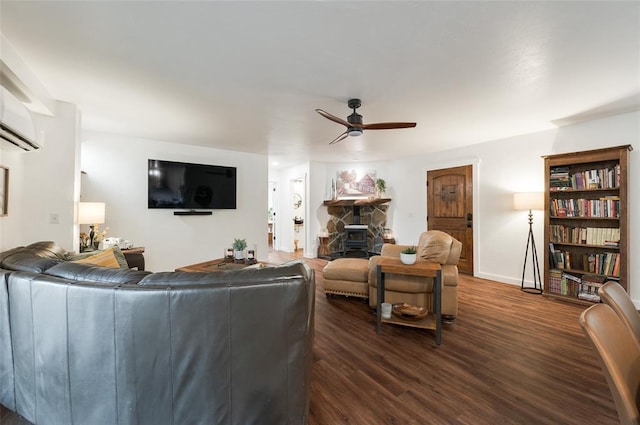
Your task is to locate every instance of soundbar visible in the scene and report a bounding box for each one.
[173,210,213,216]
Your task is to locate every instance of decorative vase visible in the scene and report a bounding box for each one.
[234,249,244,260]
[400,253,416,265]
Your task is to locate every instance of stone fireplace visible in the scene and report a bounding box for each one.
[322,198,391,257]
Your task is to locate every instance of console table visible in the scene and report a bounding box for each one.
[376,257,442,345]
[122,247,145,271]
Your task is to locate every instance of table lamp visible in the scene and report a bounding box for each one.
[513,192,544,294]
[79,202,106,250]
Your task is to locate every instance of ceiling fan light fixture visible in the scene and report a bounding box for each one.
[348,128,363,137]
[316,98,415,145]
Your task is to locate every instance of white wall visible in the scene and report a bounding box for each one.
[0,101,81,251]
[0,34,77,251]
[81,131,268,272]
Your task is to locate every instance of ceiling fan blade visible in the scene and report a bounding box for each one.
[328,131,348,145]
[362,122,417,130]
[316,109,351,127]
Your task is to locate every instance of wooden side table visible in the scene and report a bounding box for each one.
[376,257,442,345]
[122,247,145,271]
[175,258,267,273]
[318,236,330,257]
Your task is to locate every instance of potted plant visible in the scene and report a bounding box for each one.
[232,238,247,260]
[400,246,417,265]
[375,178,387,198]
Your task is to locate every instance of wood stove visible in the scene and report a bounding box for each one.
[344,224,368,256]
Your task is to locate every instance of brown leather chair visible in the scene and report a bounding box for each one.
[368,230,462,321]
[579,303,640,425]
[600,281,640,347]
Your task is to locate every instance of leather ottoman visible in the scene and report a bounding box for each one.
[322,258,369,299]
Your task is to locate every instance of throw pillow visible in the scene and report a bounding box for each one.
[72,247,121,269]
[66,246,129,268]
[111,246,130,268]
[418,231,452,264]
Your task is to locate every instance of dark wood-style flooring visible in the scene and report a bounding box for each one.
[2,251,618,424]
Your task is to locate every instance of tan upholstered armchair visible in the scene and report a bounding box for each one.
[368,230,462,322]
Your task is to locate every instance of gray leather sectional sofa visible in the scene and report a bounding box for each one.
[0,242,315,425]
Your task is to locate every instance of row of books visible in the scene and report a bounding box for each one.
[548,269,579,297]
[584,252,621,277]
[549,246,620,277]
[549,165,621,191]
[549,197,620,218]
[547,270,607,302]
[550,248,573,270]
[549,225,620,247]
[549,166,571,190]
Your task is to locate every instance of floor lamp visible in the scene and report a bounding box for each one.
[514,192,544,294]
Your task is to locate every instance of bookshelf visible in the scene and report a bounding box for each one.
[543,145,631,305]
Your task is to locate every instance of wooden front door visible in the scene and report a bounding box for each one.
[427,165,473,274]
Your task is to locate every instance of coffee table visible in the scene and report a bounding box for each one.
[375,257,442,345]
[175,257,266,273]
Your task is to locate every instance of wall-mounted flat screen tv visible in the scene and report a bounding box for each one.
[148,159,237,209]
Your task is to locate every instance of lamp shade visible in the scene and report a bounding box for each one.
[78,202,105,224]
[513,192,544,211]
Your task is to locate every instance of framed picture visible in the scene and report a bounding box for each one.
[336,169,376,199]
[0,165,7,216]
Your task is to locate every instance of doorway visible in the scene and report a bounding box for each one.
[427,165,473,274]
[268,181,277,248]
[290,177,305,252]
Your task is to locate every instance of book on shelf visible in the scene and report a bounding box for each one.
[549,166,571,190]
[566,165,621,190]
[582,254,596,273]
[549,165,620,191]
[560,272,580,297]
[563,251,572,270]
[562,272,581,283]
[547,269,563,295]
[549,198,620,218]
[583,252,620,277]
[612,253,620,277]
[554,250,564,269]
[578,274,607,302]
[548,243,557,268]
[550,225,620,247]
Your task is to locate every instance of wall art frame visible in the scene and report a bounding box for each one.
[0,165,8,216]
[335,169,377,199]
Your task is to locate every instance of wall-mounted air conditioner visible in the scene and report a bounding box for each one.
[0,85,40,152]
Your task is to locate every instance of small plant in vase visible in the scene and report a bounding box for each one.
[375,178,387,198]
[232,238,247,262]
[400,246,417,265]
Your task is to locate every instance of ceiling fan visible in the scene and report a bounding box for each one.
[315,98,417,145]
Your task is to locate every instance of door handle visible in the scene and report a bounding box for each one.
[466,213,472,228]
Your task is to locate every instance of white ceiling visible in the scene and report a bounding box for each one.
[1,1,639,169]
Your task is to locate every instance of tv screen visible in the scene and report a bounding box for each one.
[148,159,237,209]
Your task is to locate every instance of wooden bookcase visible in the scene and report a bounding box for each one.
[543,145,631,305]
